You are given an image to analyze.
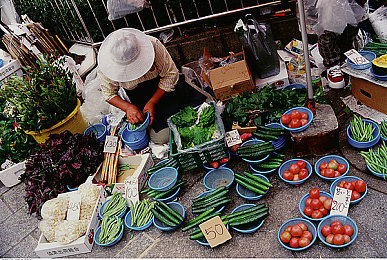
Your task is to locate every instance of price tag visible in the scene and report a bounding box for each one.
[330,187,352,216]
[103,136,118,153]
[225,130,242,147]
[199,216,232,248]
[344,49,370,65]
[66,193,81,220]
[125,178,139,205]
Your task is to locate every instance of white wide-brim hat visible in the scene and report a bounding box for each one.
[98,28,155,82]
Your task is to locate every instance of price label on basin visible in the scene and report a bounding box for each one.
[225,130,242,147]
[67,193,81,220]
[344,49,370,65]
[199,216,231,248]
[330,186,352,216]
[104,136,118,153]
[125,178,139,205]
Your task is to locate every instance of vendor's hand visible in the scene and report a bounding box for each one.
[125,104,145,124]
[143,101,155,126]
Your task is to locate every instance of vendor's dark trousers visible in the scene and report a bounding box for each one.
[318,25,359,68]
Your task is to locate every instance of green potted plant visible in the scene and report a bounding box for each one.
[0,55,87,143]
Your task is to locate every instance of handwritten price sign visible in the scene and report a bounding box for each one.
[125,178,139,204]
[330,186,352,216]
[104,136,118,153]
[67,193,81,220]
[344,49,370,65]
[225,130,242,147]
[199,216,231,247]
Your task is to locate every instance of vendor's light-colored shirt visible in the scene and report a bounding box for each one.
[99,36,179,102]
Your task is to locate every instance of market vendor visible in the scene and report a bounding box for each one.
[97,28,204,145]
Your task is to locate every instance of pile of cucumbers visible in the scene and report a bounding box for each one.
[142,180,187,199]
[250,153,285,172]
[147,158,178,175]
[236,141,275,160]
[191,186,231,214]
[235,172,272,195]
[151,201,184,227]
[252,125,286,141]
[228,203,269,229]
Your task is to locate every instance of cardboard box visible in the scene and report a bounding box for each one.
[255,57,289,89]
[351,76,387,114]
[34,186,105,258]
[0,160,25,187]
[200,48,254,101]
[231,121,257,134]
[0,59,23,87]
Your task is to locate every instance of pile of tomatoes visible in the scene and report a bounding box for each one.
[319,159,347,178]
[321,220,354,246]
[338,179,366,201]
[303,188,332,219]
[281,110,309,129]
[280,222,313,248]
[282,160,309,181]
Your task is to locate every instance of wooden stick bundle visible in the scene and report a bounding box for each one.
[100,125,120,185]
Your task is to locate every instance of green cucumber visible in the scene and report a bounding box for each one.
[257,125,285,133]
[192,196,228,210]
[158,201,183,222]
[151,208,176,227]
[239,148,274,158]
[253,163,281,169]
[155,204,180,225]
[226,204,266,219]
[182,208,215,231]
[192,190,229,207]
[235,178,266,195]
[255,128,284,136]
[252,132,279,141]
[154,180,186,199]
[192,199,231,214]
[228,208,268,223]
[192,186,227,203]
[229,211,269,227]
[236,145,274,155]
[182,212,220,232]
[189,220,229,240]
[243,171,273,188]
[235,173,268,191]
[236,142,272,151]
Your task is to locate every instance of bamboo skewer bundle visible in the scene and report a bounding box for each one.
[100,125,121,185]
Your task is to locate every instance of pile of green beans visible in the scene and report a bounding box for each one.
[363,41,387,57]
[380,121,387,139]
[98,217,123,244]
[130,199,156,227]
[360,141,387,179]
[349,115,375,142]
[102,192,127,218]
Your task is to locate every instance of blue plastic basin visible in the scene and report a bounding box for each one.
[94,223,124,246]
[299,190,333,222]
[317,215,358,248]
[347,119,380,149]
[330,176,367,204]
[124,210,153,231]
[278,159,312,185]
[236,173,270,200]
[277,218,317,251]
[153,202,185,231]
[314,155,349,182]
[346,51,376,70]
[203,167,234,190]
[84,123,108,142]
[148,167,178,192]
[121,127,150,150]
[230,204,266,233]
[280,107,313,133]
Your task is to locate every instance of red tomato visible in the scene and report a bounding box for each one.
[324,168,335,178]
[343,182,354,190]
[283,171,294,181]
[319,196,327,204]
[230,144,240,152]
[209,162,219,169]
[291,225,303,237]
[334,171,341,178]
[298,237,311,248]
[337,164,347,174]
[289,237,300,248]
[309,188,320,199]
[323,198,332,210]
[321,225,332,237]
[311,199,322,209]
[290,110,301,119]
[285,226,292,233]
[296,160,306,169]
[305,198,312,207]
[320,162,329,170]
[299,168,309,179]
[280,231,292,243]
[289,164,301,174]
[293,174,300,181]
[326,234,334,244]
[281,114,291,124]
[343,234,351,244]
[300,119,309,126]
[219,157,229,164]
[289,119,302,128]
[351,190,361,201]
[333,234,345,245]
[298,223,308,231]
[343,225,354,236]
[328,161,338,170]
[332,224,344,235]
[331,221,343,228]
[303,206,313,216]
[302,230,313,241]
[318,206,328,216]
[355,180,366,193]
[300,112,308,119]
[320,169,326,177]
[338,181,346,188]
[240,133,253,141]
[312,210,323,219]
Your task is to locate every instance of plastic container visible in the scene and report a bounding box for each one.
[66,185,78,191]
[148,167,178,192]
[83,123,107,142]
[366,163,385,179]
[250,163,278,175]
[330,176,367,204]
[266,123,287,150]
[317,215,358,248]
[126,112,150,132]
[370,67,387,81]
[239,139,271,164]
[236,173,270,200]
[281,83,306,91]
[124,210,153,231]
[203,167,234,190]
[346,51,376,70]
[229,204,266,233]
[153,202,185,231]
[99,197,128,219]
[347,119,380,149]
[152,187,181,203]
[314,155,349,182]
[195,224,230,246]
[121,127,150,150]
[94,223,124,246]
[203,151,231,170]
[280,107,313,133]
[277,218,317,251]
[194,190,225,214]
[278,159,312,185]
[299,191,333,221]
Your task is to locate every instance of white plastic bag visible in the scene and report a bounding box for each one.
[369,5,387,43]
[107,0,147,21]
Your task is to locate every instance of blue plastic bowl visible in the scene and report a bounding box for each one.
[250,163,277,175]
[266,123,287,150]
[94,222,124,246]
[346,51,376,70]
[347,119,380,149]
[203,167,234,190]
[84,123,108,142]
[126,112,150,132]
[278,159,312,185]
[152,187,181,203]
[194,190,225,214]
[236,173,270,200]
[366,163,385,179]
[314,155,349,182]
[282,83,307,91]
[124,210,153,231]
[280,107,313,133]
[66,185,78,191]
[148,167,178,192]
[195,224,230,246]
[277,218,317,251]
[299,191,333,221]
[381,132,387,142]
[153,202,185,231]
[240,139,271,164]
[121,127,150,150]
[370,67,387,81]
[99,197,128,219]
[230,204,266,233]
[330,176,367,204]
[317,215,358,248]
[203,151,231,170]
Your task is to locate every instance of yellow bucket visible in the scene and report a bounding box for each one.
[25,99,88,144]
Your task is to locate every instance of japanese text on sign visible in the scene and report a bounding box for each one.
[125,178,139,205]
[330,186,352,216]
[344,49,370,65]
[67,193,81,220]
[225,130,242,147]
[104,136,118,153]
[199,215,232,248]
